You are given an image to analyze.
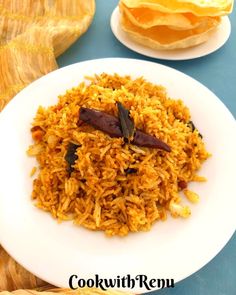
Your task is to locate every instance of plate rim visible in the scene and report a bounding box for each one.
[0,57,236,293]
[1,57,235,122]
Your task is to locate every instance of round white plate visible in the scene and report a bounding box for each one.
[110,7,231,60]
[0,58,235,293]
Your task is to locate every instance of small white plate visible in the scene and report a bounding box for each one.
[110,7,231,60]
[0,58,236,293]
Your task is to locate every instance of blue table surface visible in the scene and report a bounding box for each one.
[57,1,236,294]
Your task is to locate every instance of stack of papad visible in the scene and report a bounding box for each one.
[119,0,233,50]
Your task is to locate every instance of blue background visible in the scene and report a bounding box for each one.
[57,1,236,294]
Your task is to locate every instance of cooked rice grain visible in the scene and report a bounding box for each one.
[27,73,210,236]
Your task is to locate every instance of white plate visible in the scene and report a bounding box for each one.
[110,7,231,60]
[0,58,235,293]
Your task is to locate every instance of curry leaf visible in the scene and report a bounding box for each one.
[124,168,138,174]
[187,121,203,138]
[65,143,81,174]
[117,102,135,142]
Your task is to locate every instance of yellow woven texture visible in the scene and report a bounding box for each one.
[0,0,95,111]
[0,0,95,291]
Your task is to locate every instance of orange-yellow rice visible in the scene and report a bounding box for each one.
[27,73,209,236]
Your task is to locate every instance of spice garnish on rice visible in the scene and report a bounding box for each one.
[79,105,171,151]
